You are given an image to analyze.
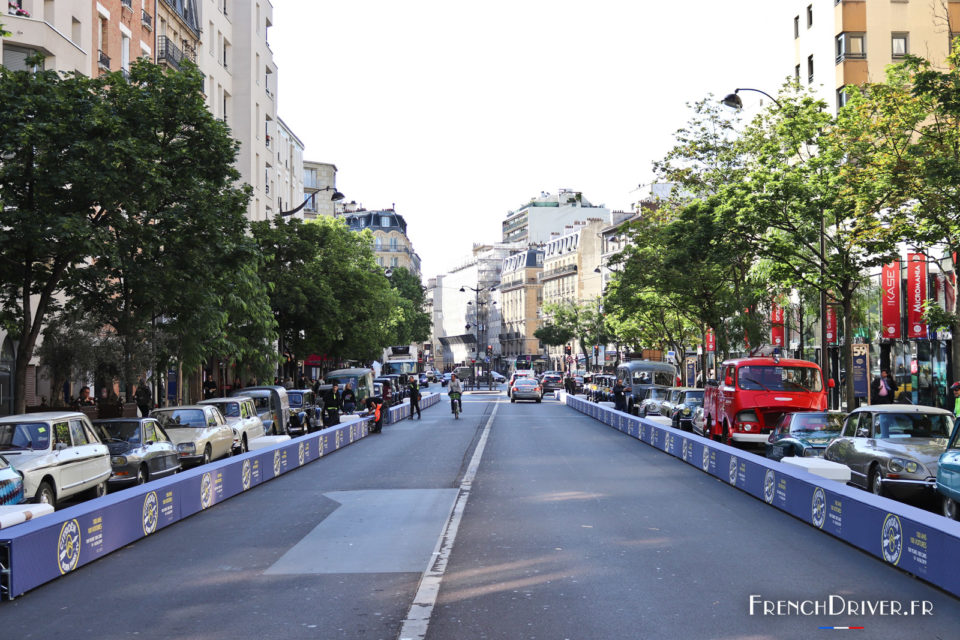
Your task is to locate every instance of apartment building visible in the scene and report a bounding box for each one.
[2,0,90,74]
[155,0,200,72]
[341,208,422,276]
[200,0,277,221]
[273,117,304,216]
[502,189,611,246]
[303,161,338,219]
[793,0,960,111]
[92,0,156,77]
[499,249,544,363]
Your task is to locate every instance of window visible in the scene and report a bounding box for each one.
[793,15,799,39]
[806,4,812,28]
[795,64,800,82]
[390,237,399,251]
[836,32,865,63]
[837,86,850,109]
[381,215,391,227]
[391,257,399,267]
[807,54,814,84]
[892,33,908,58]
[69,419,89,446]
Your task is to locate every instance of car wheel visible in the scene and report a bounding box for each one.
[137,466,149,485]
[869,466,885,496]
[241,435,248,453]
[536,398,541,403]
[511,398,516,403]
[942,495,959,520]
[35,480,56,507]
[203,445,212,465]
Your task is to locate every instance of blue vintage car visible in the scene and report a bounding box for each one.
[765,411,845,461]
[0,454,25,505]
[936,422,960,519]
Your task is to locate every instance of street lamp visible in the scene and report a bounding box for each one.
[723,86,830,405]
[461,284,497,386]
[278,186,345,217]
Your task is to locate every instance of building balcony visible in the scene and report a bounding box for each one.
[121,0,133,11]
[142,9,153,30]
[539,263,578,282]
[97,50,111,71]
[158,36,195,70]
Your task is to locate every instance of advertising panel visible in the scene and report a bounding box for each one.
[907,253,928,339]
[881,261,901,340]
[771,301,784,347]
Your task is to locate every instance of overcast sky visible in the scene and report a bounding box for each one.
[271,1,791,279]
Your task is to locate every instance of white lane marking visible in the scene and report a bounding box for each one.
[397,400,500,640]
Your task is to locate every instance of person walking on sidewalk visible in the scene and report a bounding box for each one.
[408,380,422,420]
[871,369,898,405]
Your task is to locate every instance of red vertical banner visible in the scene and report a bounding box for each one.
[826,307,837,345]
[770,301,785,347]
[705,329,715,352]
[907,252,928,339]
[881,261,902,340]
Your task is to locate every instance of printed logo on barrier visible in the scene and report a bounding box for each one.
[651,429,658,447]
[57,519,81,574]
[664,432,672,452]
[142,491,159,535]
[639,424,646,441]
[335,429,343,449]
[317,435,325,457]
[702,447,710,472]
[729,456,738,485]
[811,487,826,529]
[682,439,689,462]
[763,470,776,504]
[200,472,214,509]
[881,513,903,565]
[349,424,355,443]
[242,459,252,490]
[298,442,305,466]
[273,450,282,477]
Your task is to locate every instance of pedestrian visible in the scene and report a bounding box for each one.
[870,369,898,405]
[323,383,342,426]
[202,373,219,400]
[365,397,384,433]
[232,377,243,392]
[382,380,393,407]
[283,376,294,390]
[297,372,307,389]
[76,386,95,407]
[408,380,422,420]
[341,382,357,414]
[613,378,626,412]
[247,376,258,387]
[952,382,960,418]
[134,378,152,417]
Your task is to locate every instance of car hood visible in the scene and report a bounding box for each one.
[876,438,948,465]
[163,427,205,444]
[0,450,57,471]
[107,442,134,455]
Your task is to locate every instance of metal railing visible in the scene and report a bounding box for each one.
[98,50,110,70]
[142,9,153,30]
[157,36,186,70]
[121,0,132,9]
[539,263,578,281]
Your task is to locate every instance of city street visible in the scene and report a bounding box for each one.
[1,392,958,639]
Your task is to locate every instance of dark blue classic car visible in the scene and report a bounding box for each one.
[765,411,845,461]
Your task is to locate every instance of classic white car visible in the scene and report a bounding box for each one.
[0,411,111,507]
[151,406,234,466]
[198,396,266,453]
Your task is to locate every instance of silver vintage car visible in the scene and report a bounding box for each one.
[151,406,234,467]
[0,411,111,507]
[824,405,952,500]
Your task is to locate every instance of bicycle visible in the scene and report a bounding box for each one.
[449,391,461,420]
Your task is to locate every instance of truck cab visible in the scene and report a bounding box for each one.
[702,357,827,445]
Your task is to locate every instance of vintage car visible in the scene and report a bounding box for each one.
[668,388,705,431]
[764,411,845,461]
[284,389,321,435]
[0,454,25,505]
[510,377,542,403]
[616,360,677,416]
[198,396,267,452]
[638,387,671,418]
[235,386,291,435]
[324,368,376,408]
[92,417,181,486]
[936,420,960,519]
[151,406,234,467]
[373,377,401,406]
[0,411,111,507]
[824,405,951,500]
[658,387,686,419]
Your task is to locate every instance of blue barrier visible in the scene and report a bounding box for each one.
[564,394,960,598]
[0,392,440,600]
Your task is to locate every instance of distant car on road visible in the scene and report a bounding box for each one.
[540,373,562,393]
[510,377,542,403]
[92,417,181,487]
[490,371,506,383]
[764,411,845,461]
[0,411,111,507]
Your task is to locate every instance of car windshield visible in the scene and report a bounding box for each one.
[646,389,668,400]
[153,410,206,428]
[738,366,822,392]
[205,401,240,417]
[786,413,843,434]
[0,422,51,451]
[875,413,952,439]
[327,376,359,390]
[682,391,704,406]
[288,393,303,407]
[94,421,141,443]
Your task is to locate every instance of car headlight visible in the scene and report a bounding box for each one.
[888,457,918,473]
[802,448,819,457]
[111,456,127,466]
[177,443,196,454]
[682,407,691,416]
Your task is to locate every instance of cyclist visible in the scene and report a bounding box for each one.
[449,373,463,415]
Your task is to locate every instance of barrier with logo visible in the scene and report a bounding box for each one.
[0,392,440,600]
[564,394,960,598]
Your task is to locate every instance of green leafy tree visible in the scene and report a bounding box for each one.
[386,267,431,346]
[533,323,574,347]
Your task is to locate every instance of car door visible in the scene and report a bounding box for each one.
[141,420,162,477]
[208,408,232,459]
[152,422,180,475]
[64,418,104,492]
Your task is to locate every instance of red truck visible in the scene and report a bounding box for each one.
[700,356,829,445]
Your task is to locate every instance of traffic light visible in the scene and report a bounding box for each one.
[564,345,571,355]
[486,345,493,356]
[593,345,599,356]
[471,358,476,364]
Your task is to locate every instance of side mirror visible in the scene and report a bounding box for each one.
[828,378,836,388]
[724,376,734,387]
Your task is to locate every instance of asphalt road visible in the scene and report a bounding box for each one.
[2,390,958,639]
